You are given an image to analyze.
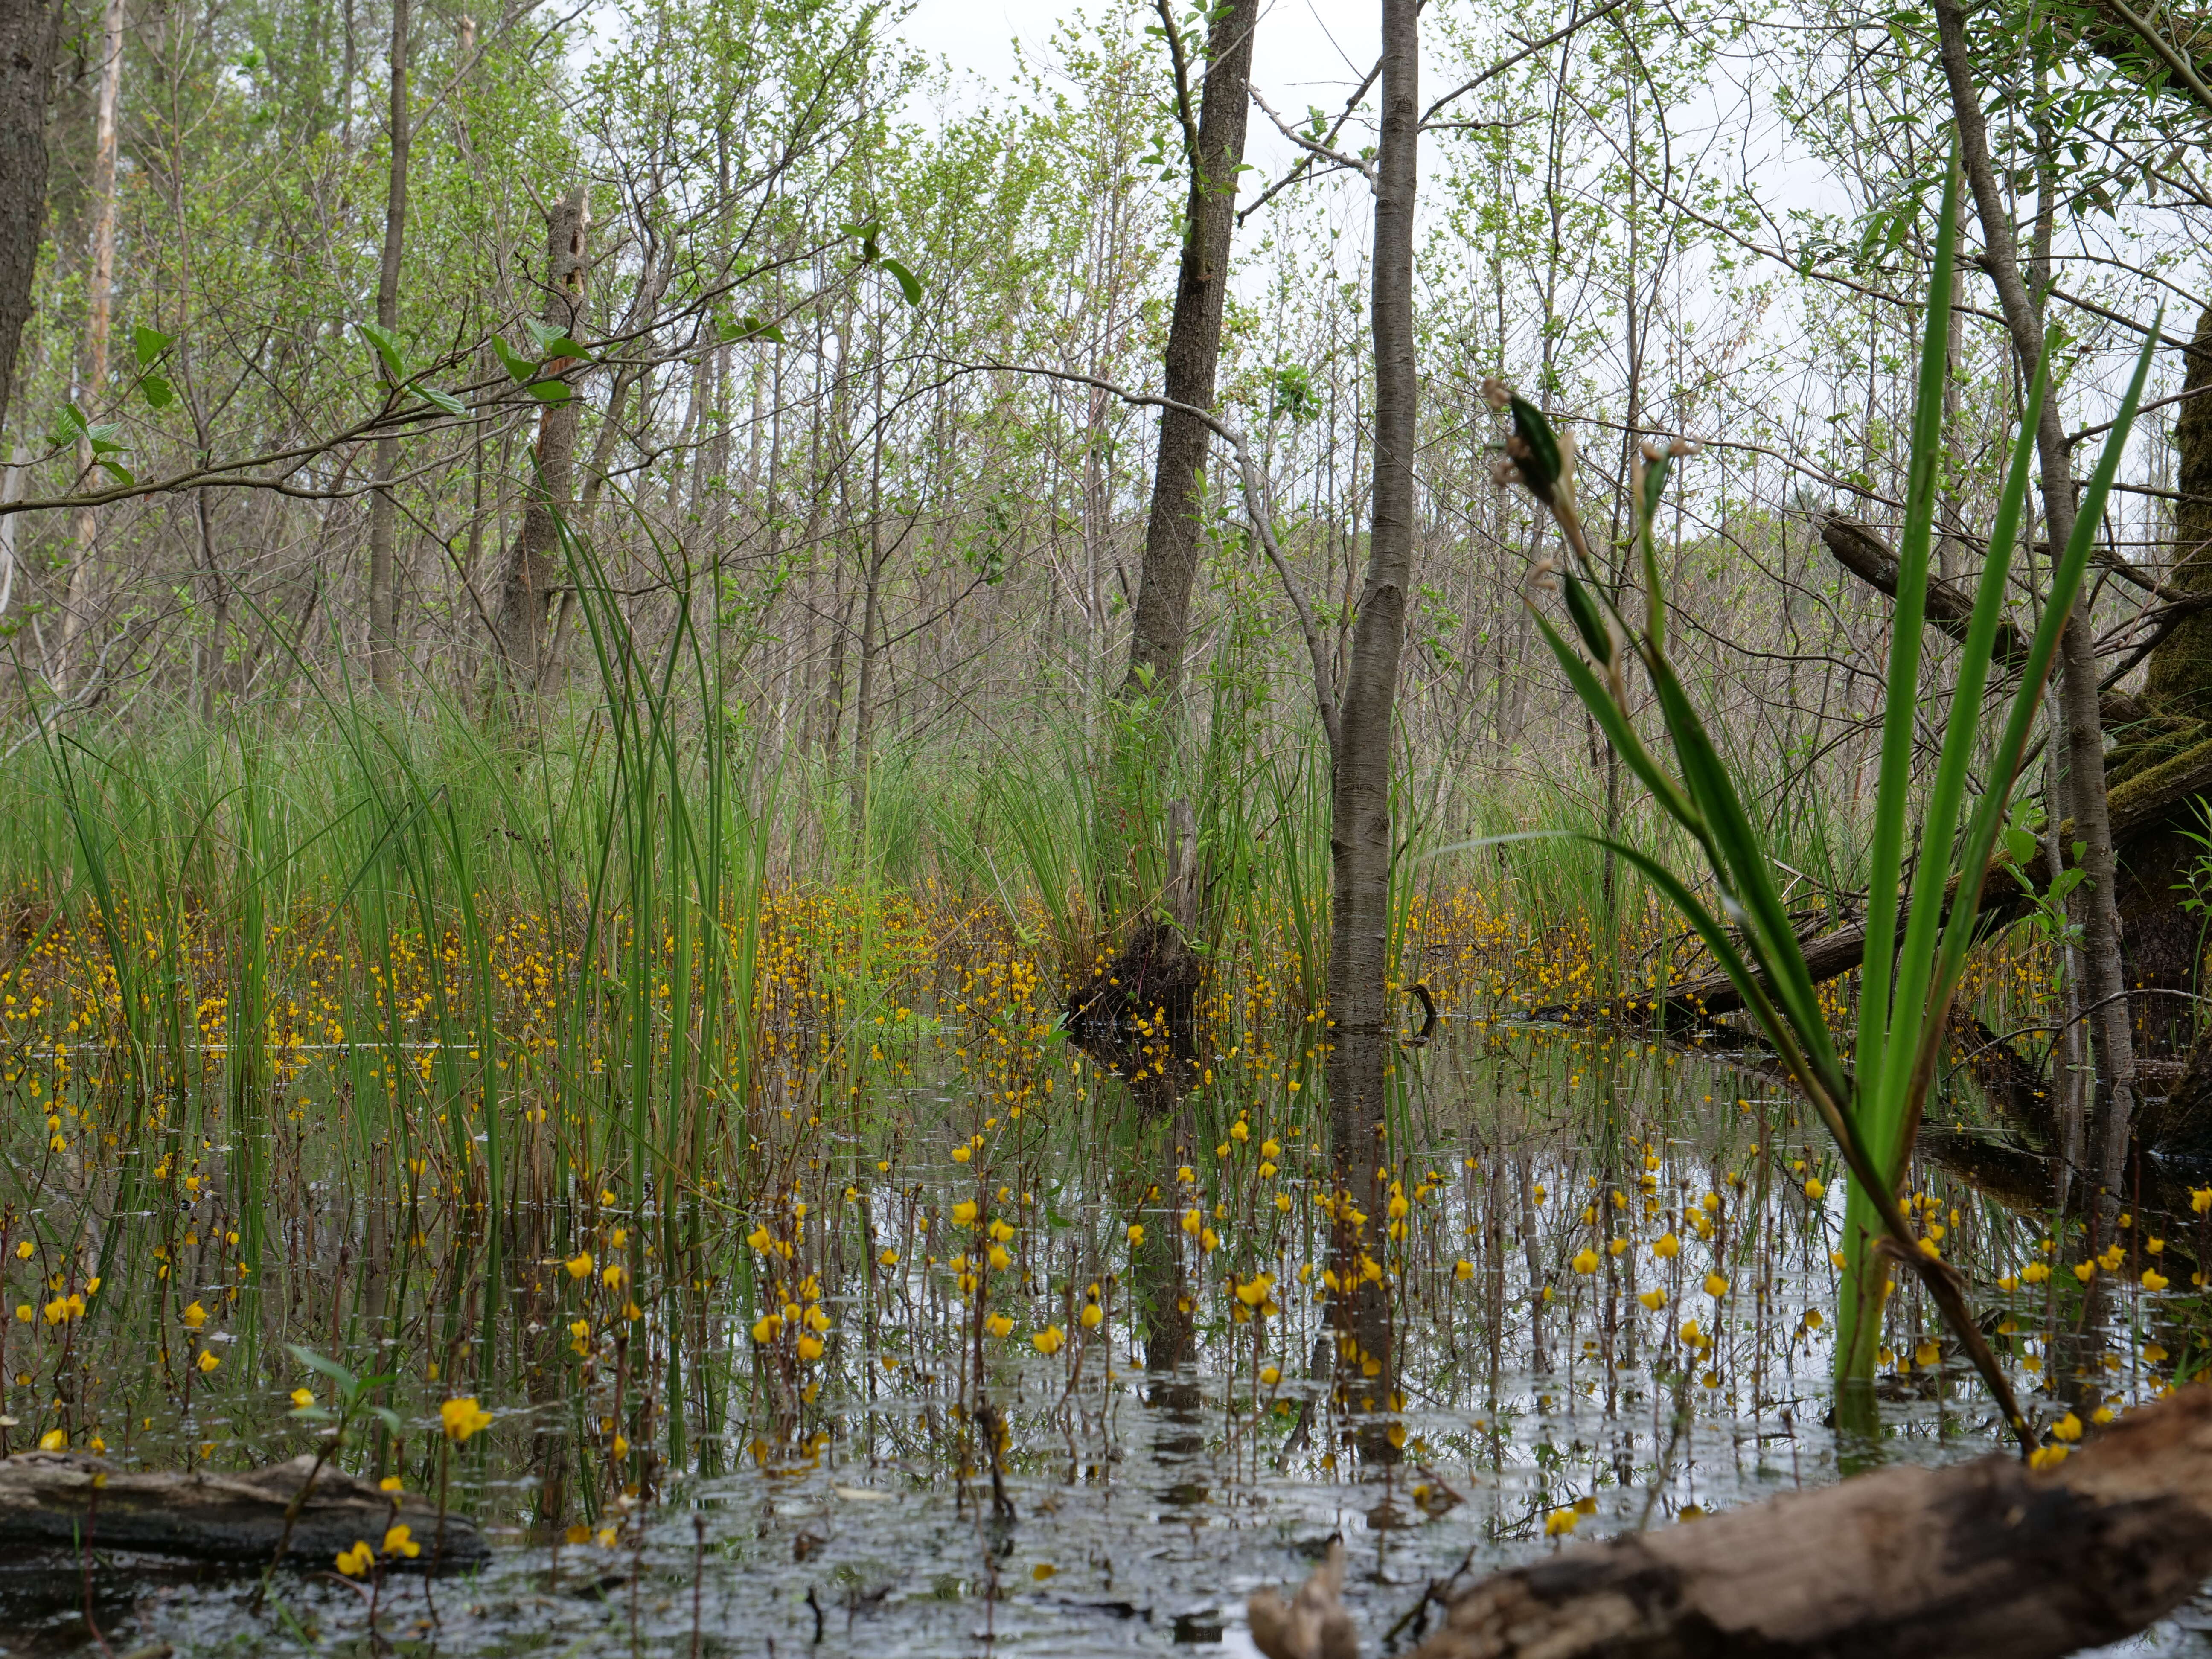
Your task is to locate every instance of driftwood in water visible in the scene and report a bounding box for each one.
[0,1452,489,1571]
[1379,1384,2212,1659]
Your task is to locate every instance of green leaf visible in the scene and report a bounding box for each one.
[522,318,590,361]
[140,373,174,410]
[723,313,787,346]
[1506,394,1563,494]
[131,324,172,367]
[358,320,407,381]
[492,337,538,383]
[525,379,573,405]
[1557,568,1613,666]
[412,381,468,417]
[879,256,923,306]
[98,459,133,486]
[287,1342,361,1394]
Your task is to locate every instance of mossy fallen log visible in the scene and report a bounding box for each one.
[0,1452,489,1572]
[1252,1384,2212,1659]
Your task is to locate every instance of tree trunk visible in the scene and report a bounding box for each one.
[493,184,589,693]
[1120,0,1260,701]
[366,0,410,694]
[0,0,56,442]
[1933,0,2136,1214]
[60,0,124,687]
[1323,0,1417,1432]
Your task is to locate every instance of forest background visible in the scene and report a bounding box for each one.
[0,0,2205,1051]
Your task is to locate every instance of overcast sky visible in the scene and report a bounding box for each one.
[894,0,1383,200]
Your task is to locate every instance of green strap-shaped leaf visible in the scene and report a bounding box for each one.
[880,256,923,307]
[358,320,407,381]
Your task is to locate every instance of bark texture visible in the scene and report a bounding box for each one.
[61,0,125,681]
[0,1451,488,1569]
[494,185,589,690]
[0,0,56,439]
[367,0,410,693]
[1389,1385,2212,1659]
[1937,0,2138,1199]
[1322,0,1417,1414]
[1120,0,1259,700]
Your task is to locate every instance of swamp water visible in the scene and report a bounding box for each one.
[6,1001,2212,1656]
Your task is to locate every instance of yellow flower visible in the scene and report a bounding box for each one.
[796,1334,825,1361]
[1260,1364,1281,1387]
[2021,1262,2051,1284]
[952,1200,979,1226]
[1637,1289,1666,1311]
[1080,1303,1104,1329]
[1652,1233,1680,1259]
[2029,1444,2069,1471]
[440,1396,493,1442]
[197,1349,221,1374]
[12,1240,29,1260]
[1703,1273,1729,1298]
[37,1429,65,1452]
[1454,1259,1475,1281]
[2051,1411,2083,1443]
[380,1476,404,1493]
[1544,1506,1580,1536]
[1914,1339,1939,1368]
[180,1301,207,1329]
[565,1251,593,1279]
[381,1524,421,1559]
[2142,1268,2170,1292]
[1607,1238,1628,1257]
[2073,1261,2096,1283]
[952,1146,971,1163]
[1181,1208,1202,1236]
[335,1541,375,1577]
[986,1313,1014,1337]
[290,1388,315,1409]
[1571,1248,1599,1275]
[1032,1326,1065,1355]
[2193,1187,2212,1215]
[878,1249,899,1268]
[1126,1223,1145,1247]
[1802,1177,1825,1200]
[751,1313,782,1343]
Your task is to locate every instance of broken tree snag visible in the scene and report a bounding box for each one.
[0,1453,489,1571]
[1822,511,2036,671]
[1393,1384,2212,1659]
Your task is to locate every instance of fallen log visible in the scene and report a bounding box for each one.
[1823,512,2037,672]
[1250,1384,2212,1659]
[0,1452,489,1571]
[1576,728,2212,1022]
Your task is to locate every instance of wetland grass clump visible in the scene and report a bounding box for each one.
[0,474,2203,1654]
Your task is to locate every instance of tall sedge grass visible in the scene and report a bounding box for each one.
[1505,145,2158,1449]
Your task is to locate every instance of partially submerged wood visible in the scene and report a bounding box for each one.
[0,1452,488,1571]
[1322,1384,2212,1659]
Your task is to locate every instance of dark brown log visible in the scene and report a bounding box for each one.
[0,1452,488,1571]
[1606,730,2212,1022]
[1822,512,2037,670]
[1381,1384,2212,1659]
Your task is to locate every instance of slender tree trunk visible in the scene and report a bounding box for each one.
[1933,0,2137,1217]
[61,0,124,686]
[1323,0,1417,1440]
[0,0,57,441]
[493,185,589,693]
[1120,0,1260,701]
[367,0,410,694]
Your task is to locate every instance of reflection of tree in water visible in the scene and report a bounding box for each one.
[1069,1016,1208,1512]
